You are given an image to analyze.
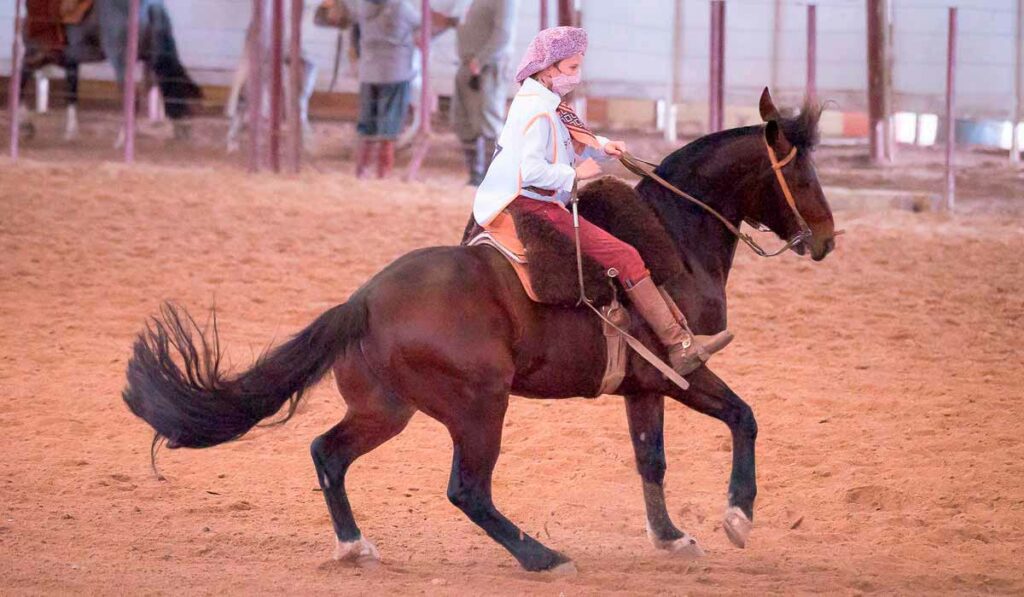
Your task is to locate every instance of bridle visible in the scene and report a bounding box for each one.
[618,127,815,258]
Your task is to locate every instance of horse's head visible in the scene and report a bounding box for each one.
[749,88,836,261]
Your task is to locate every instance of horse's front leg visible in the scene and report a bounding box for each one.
[665,367,757,548]
[625,393,706,558]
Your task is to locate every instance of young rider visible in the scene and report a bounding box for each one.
[472,26,732,377]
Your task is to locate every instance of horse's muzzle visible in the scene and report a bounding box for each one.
[810,235,835,261]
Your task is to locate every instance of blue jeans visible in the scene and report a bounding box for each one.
[356,81,411,140]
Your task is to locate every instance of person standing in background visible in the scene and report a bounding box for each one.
[453,0,519,186]
[355,0,421,179]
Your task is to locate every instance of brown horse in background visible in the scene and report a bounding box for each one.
[122,89,836,572]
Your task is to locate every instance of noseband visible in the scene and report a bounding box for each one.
[619,127,815,258]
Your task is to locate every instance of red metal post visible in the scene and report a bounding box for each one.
[540,0,548,30]
[1012,0,1022,164]
[945,7,957,211]
[269,0,284,172]
[286,0,302,173]
[404,0,433,181]
[123,0,141,163]
[249,0,265,172]
[8,0,23,161]
[557,0,574,26]
[866,0,889,164]
[807,4,817,102]
[708,0,725,133]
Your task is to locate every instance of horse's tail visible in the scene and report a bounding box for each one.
[145,3,202,119]
[122,296,368,449]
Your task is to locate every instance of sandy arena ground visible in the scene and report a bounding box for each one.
[1,112,1024,595]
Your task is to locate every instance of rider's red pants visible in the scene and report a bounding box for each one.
[509,196,650,288]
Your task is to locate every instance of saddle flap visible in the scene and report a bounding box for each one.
[482,211,527,259]
[467,211,538,301]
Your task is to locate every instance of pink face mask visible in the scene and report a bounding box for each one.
[550,72,582,96]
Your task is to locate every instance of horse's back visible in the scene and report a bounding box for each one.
[357,244,607,400]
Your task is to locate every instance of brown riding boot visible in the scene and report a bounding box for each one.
[377,140,395,179]
[626,277,734,376]
[658,285,734,365]
[355,139,375,179]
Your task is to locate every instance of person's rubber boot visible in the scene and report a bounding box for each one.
[657,285,734,366]
[377,140,395,179]
[483,137,497,171]
[463,137,485,186]
[356,139,375,179]
[626,277,733,376]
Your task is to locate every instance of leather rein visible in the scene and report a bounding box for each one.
[618,128,813,258]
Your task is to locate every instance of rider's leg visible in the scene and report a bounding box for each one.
[510,198,732,375]
[355,83,378,179]
[626,277,733,375]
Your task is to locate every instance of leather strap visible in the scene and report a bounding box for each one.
[618,125,817,258]
[570,190,690,392]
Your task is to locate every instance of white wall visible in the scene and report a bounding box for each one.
[2,0,1021,119]
[584,0,1021,119]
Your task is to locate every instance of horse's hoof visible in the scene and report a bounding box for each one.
[650,531,706,559]
[547,561,577,576]
[723,506,753,548]
[333,536,380,567]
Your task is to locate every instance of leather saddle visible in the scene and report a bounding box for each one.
[467,211,631,396]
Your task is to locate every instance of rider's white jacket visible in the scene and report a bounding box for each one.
[472,77,611,226]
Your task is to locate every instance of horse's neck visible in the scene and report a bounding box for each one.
[661,202,739,333]
[643,132,767,333]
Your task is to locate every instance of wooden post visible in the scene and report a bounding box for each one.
[286,0,303,173]
[1012,0,1023,164]
[770,0,781,93]
[807,4,817,102]
[248,0,266,172]
[945,7,957,211]
[665,0,683,143]
[404,0,433,181]
[708,0,725,133]
[558,0,574,27]
[866,0,890,164]
[8,0,23,161]
[268,0,284,172]
[123,0,141,163]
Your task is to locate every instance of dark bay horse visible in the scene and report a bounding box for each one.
[123,89,836,572]
[19,0,201,141]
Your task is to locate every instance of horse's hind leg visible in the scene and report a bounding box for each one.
[311,348,414,565]
[666,367,757,548]
[443,393,574,573]
[625,393,706,558]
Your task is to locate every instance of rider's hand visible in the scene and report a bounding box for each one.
[603,140,627,157]
[575,158,602,180]
[469,57,482,76]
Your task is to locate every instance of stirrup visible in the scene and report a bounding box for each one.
[668,330,734,375]
[695,330,734,361]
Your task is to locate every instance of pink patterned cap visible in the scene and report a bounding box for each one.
[514,26,589,84]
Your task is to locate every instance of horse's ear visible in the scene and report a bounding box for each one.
[765,119,792,152]
[759,87,780,122]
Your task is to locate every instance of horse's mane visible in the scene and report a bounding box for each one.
[777,100,823,151]
[662,99,824,170]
